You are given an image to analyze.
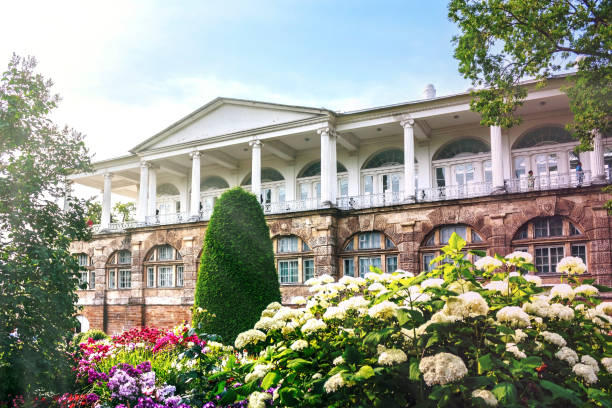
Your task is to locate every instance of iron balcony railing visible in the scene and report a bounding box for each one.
[336,191,405,210]
[418,181,493,202]
[505,170,593,193]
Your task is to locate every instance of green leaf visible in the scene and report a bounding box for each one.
[492,382,517,404]
[540,380,581,405]
[477,354,493,374]
[343,345,362,365]
[261,371,281,389]
[286,358,312,370]
[279,387,299,406]
[448,232,466,251]
[355,365,375,380]
[218,389,237,405]
[363,328,394,347]
[408,359,420,381]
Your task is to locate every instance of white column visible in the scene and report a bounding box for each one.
[137,162,149,222]
[329,131,337,204]
[401,119,416,199]
[490,126,504,191]
[63,180,72,212]
[190,151,201,217]
[318,126,333,206]
[147,167,157,217]
[101,173,113,228]
[591,131,606,183]
[249,140,262,201]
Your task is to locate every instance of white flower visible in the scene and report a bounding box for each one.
[454,291,489,317]
[378,348,407,366]
[248,391,272,408]
[509,271,520,277]
[601,357,612,374]
[418,352,468,386]
[556,256,587,275]
[522,296,550,318]
[254,317,284,331]
[323,306,347,321]
[339,296,370,310]
[555,346,579,366]
[312,373,323,379]
[472,389,498,407]
[319,274,335,283]
[505,251,533,264]
[581,355,600,373]
[290,339,308,351]
[234,329,267,349]
[367,282,387,293]
[514,329,528,343]
[245,364,273,383]
[549,303,574,321]
[523,274,542,286]
[550,284,575,301]
[353,277,367,286]
[484,280,510,295]
[301,318,327,334]
[447,279,477,293]
[474,256,503,270]
[339,276,356,285]
[541,331,566,347]
[364,272,383,281]
[421,278,444,289]
[368,301,399,320]
[572,363,598,385]
[308,284,322,293]
[274,307,302,321]
[333,356,345,365]
[506,343,526,359]
[290,296,307,305]
[573,284,598,297]
[496,306,530,328]
[323,373,349,393]
[281,321,298,335]
[595,302,612,315]
[305,277,320,286]
[266,302,282,311]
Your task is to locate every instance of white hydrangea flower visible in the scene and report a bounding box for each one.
[418,352,468,386]
[572,363,598,385]
[281,321,299,335]
[234,329,267,349]
[404,291,431,304]
[550,284,575,301]
[474,256,503,270]
[260,309,276,318]
[290,339,308,351]
[364,272,383,281]
[505,251,533,264]
[573,284,599,297]
[523,274,542,286]
[522,296,550,318]
[290,296,307,305]
[447,279,477,294]
[541,331,566,347]
[339,276,356,285]
[323,306,347,321]
[430,310,461,324]
[304,277,320,286]
[338,296,370,310]
[595,302,612,315]
[367,282,387,293]
[484,280,510,295]
[312,373,323,380]
[254,317,284,331]
[378,348,407,366]
[555,346,579,366]
[333,356,345,365]
[319,274,335,283]
[549,303,574,321]
[457,291,489,317]
[556,256,587,275]
[506,343,526,359]
[308,284,322,293]
[421,278,444,289]
[301,318,327,334]
[248,391,272,408]
[323,373,348,393]
[514,329,528,343]
[346,283,361,292]
[581,355,600,373]
[353,277,367,286]
[274,307,302,321]
[601,357,612,374]
[245,364,273,383]
[368,301,399,320]
[496,306,530,328]
[472,389,498,407]
[509,271,520,277]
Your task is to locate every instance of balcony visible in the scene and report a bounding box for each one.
[91,170,608,234]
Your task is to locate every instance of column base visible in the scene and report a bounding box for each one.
[491,186,506,195]
[591,175,608,185]
[320,200,335,209]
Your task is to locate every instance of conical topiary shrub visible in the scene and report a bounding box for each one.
[193,187,281,343]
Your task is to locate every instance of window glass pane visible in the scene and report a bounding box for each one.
[80,271,88,287]
[364,175,374,194]
[548,154,558,173]
[514,157,527,178]
[423,253,435,272]
[359,232,381,249]
[108,270,116,289]
[339,178,348,197]
[386,256,398,273]
[176,266,184,287]
[359,256,381,277]
[569,223,581,236]
[343,258,354,277]
[550,246,564,271]
[484,161,492,183]
[89,271,95,289]
[158,246,173,261]
[77,254,88,267]
[278,236,298,253]
[158,266,173,287]
[571,245,586,263]
[118,251,131,264]
[471,230,483,243]
[278,187,285,203]
[385,236,396,249]
[175,251,182,260]
[535,247,549,273]
[299,183,309,200]
[302,240,311,251]
[549,218,563,237]
[435,167,446,187]
[315,182,321,199]
[424,235,435,246]
[515,225,528,240]
[147,267,155,287]
[345,239,354,251]
[303,259,315,281]
[441,226,467,244]
[534,219,548,238]
[278,260,298,283]
[118,269,131,289]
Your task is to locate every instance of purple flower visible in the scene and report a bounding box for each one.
[202,403,216,408]
[86,394,100,404]
[137,361,152,372]
[156,385,176,402]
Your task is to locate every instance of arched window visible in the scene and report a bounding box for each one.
[76,315,90,333]
[106,250,132,289]
[200,176,229,211]
[512,126,573,150]
[361,149,411,199]
[297,161,349,200]
[362,149,404,169]
[341,231,399,277]
[241,168,285,185]
[512,217,587,275]
[241,168,286,206]
[420,225,486,272]
[75,253,94,290]
[274,235,314,284]
[157,183,181,215]
[144,245,184,288]
[431,139,491,191]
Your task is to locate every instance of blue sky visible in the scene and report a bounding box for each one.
[1,0,470,162]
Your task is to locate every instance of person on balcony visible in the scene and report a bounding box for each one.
[527,170,535,190]
[576,161,584,186]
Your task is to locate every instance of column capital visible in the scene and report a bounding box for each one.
[399,118,415,129]
[103,172,114,179]
[317,126,337,136]
[140,160,152,168]
[249,140,262,148]
[189,150,201,159]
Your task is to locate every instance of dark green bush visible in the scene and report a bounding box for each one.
[193,187,280,343]
[72,329,108,347]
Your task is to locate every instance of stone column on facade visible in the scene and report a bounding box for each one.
[490,126,505,192]
[400,118,416,200]
[590,131,606,184]
[147,166,157,218]
[318,125,336,207]
[330,131,338,204]
[249,140,262,201]
[190,151,201,218]
[63,180,72,212]
[101,173,113,228]
[137,161,150,222]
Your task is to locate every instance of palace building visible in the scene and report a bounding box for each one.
[69,76,612,334]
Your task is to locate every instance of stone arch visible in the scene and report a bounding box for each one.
[99,236,132,266]
[339,229,397,251]
[141,230,185,260]
[268,219,316,249]
[416,208,489,249]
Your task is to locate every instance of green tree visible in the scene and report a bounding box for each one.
[113,201,136,222]
[193,187,280,343]
[86,200,102,224]
[0,55,91,399]
[448,0,611,146]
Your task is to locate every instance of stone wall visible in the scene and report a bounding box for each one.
[72,186,612,334]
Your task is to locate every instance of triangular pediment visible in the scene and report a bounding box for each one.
[132,98,329,152]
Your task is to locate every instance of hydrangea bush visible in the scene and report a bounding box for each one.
[179,233,611,407]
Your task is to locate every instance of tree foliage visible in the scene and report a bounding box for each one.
[448,0,611,148]
[113,201,136,222]
[193,187,281,343]
[0,55,92,399]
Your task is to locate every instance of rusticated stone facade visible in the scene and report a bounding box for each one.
[73,186,612,334]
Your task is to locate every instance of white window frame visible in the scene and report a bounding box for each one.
[278,259,298,284]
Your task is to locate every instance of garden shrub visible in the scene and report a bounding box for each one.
[72,330,108,348]
[194,187,280,343]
